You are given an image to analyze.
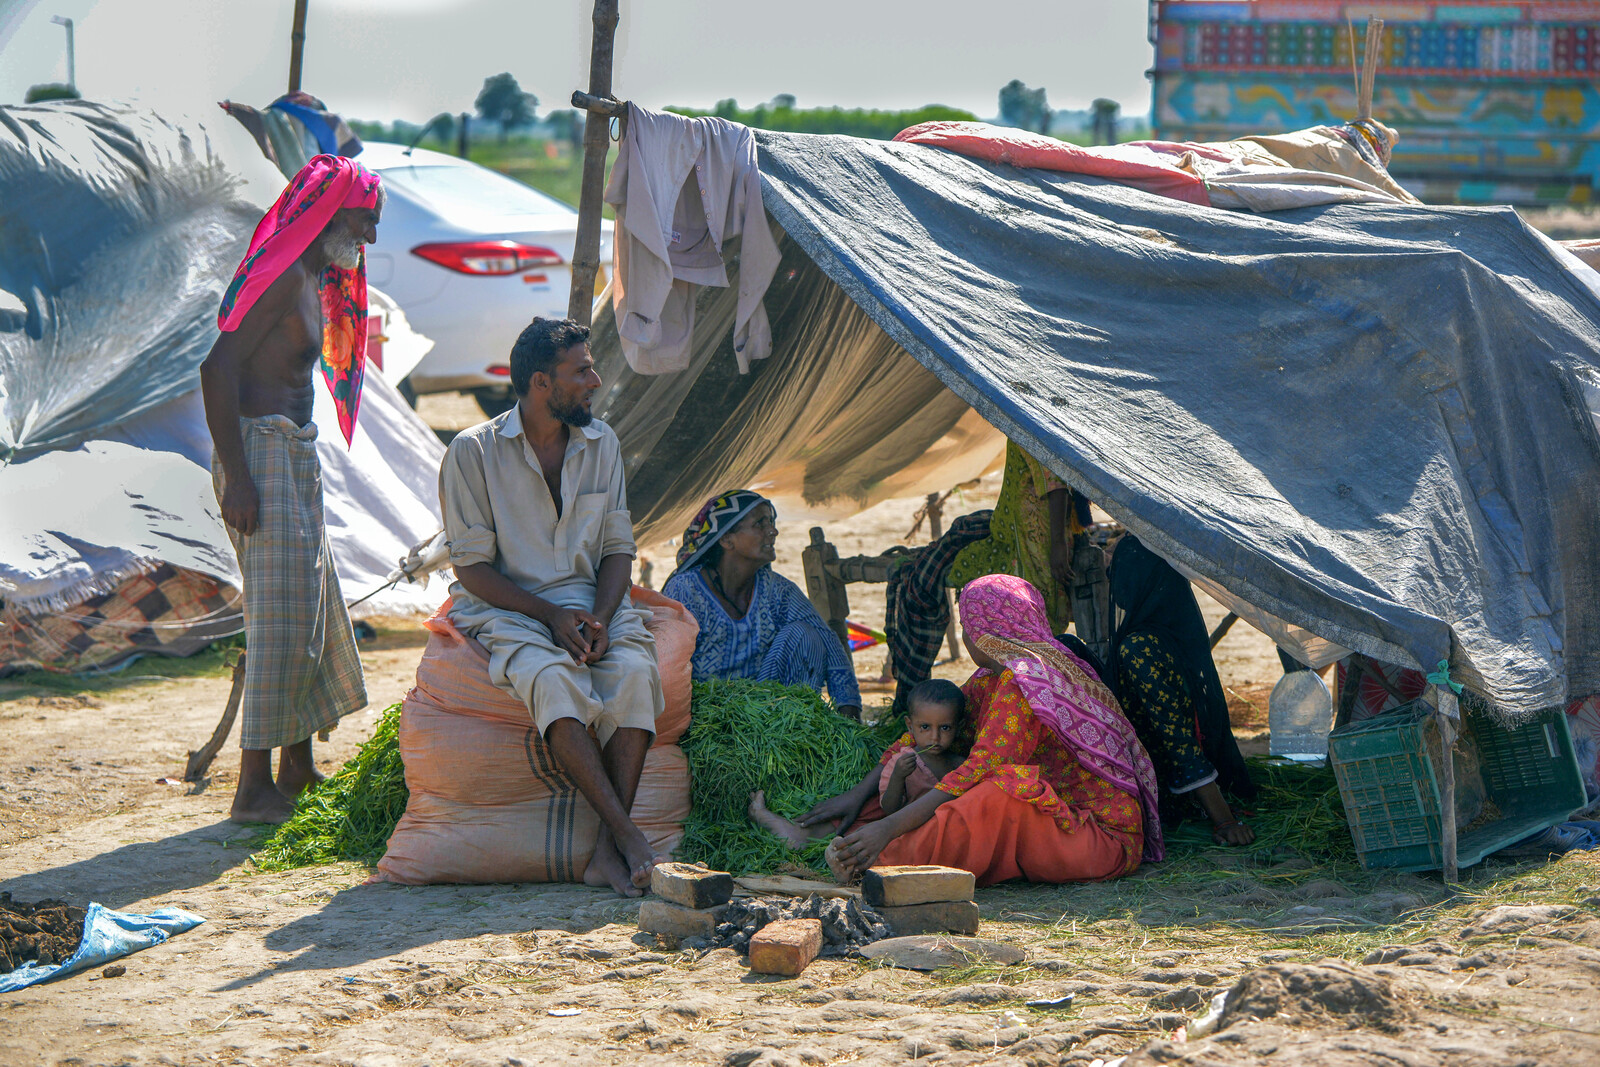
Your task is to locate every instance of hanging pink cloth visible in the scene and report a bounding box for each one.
[894,121,1211,207]
[217,154,382,446]
[958,574,1166,862]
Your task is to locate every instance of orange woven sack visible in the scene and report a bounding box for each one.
[375,586,695,885]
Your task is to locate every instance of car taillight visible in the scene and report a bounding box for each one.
[487,365,511,377]
[410,240,564,276]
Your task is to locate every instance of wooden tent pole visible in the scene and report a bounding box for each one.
[1438,708,1459,882]
[567,0,621,325]
[288,0,309,94]
[1357,17,1384,123]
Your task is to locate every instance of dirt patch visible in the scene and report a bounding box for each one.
[0,892,84,972]
[1220,962,1408,1033]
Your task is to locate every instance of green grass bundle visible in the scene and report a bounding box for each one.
[253,703,408,871]
[1158,756,1357,868]
[678,678,902,876]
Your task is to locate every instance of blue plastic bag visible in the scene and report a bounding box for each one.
[0,903,205,992]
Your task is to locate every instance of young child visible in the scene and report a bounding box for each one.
[878,679,967,813]
[746,679,969,847]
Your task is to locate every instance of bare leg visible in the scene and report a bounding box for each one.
[748,790,831,849]
[275,738,325,799]
[1195,781,1254,846]
[231,749,296,823]
[584,726,660,896]
[544,720,660,896]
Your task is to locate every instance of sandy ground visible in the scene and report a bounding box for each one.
[3,395,1596,1064]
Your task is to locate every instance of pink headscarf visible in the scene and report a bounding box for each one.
[959,574,1165,862]
[218,154,382,446]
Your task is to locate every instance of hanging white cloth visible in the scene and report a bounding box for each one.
[605,103,782,374]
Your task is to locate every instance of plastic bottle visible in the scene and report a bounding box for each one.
[1268,670,1334,764]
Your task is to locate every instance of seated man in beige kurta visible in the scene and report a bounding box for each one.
[441,317,665,897]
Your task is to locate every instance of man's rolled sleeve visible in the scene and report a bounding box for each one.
[599,435,637,560]
[440,439,498,568]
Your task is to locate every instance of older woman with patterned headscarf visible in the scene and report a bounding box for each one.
[661,490,862,718]
[805,574,1162,885]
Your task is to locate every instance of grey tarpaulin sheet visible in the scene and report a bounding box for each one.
[590,232,1004,549]
[0,100,283,461]
[748,129,1600,718]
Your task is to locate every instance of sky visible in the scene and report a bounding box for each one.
[0,0,1155,123]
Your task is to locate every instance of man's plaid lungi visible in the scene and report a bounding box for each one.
[213,415,366,749]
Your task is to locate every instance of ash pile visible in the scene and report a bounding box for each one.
[710,895,889,958]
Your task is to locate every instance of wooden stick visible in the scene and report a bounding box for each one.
[288,0,309,94]
[1208,611,1239,650]
[1437,705,1459,883]
[923,493,962,662]
[1357,17,1384,123]
[567,0,621,324]
[184,650,247,781]
[572,90,626,118]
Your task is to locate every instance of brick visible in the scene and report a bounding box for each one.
[862,865,975,907]
[639,900,727,939]
[748,918,823,977]
[878,900,980,937]
[650,862,734,909]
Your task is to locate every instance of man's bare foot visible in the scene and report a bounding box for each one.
[275,765,325,800]
[613,832,665,890]
[748,790,827,849]
[583,837,643,898]
[229,784,296,824]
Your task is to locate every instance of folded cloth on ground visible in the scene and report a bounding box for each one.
[0,904,205,993]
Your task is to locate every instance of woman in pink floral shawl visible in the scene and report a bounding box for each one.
[814,574,1163,885]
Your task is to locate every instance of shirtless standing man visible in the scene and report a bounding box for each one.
[200,155,384,823]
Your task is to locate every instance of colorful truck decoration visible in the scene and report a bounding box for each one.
[1149,1,1600,203]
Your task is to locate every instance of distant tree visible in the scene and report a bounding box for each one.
[1091,98,1120,145]
[770,93,797,110]
[546,109,583,150]
[476,73,538,142]
[998,79,1051,134]
[25,82,79,103]
[664,102,979,141]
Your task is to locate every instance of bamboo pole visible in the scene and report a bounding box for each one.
[567,0,621,324]
[288,0,309,94]
[1357,17,1384,123]
[1438,708,1459,883]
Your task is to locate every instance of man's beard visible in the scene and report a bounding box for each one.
[547,392,593,427]
[323,231,363,270]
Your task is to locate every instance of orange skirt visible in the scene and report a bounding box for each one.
[876,781,1134,886]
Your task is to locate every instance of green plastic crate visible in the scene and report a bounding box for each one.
[1328,700,1585,872]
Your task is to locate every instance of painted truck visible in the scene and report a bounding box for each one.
[1149,1,1600,203]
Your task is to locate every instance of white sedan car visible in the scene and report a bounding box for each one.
[357,143,612,415]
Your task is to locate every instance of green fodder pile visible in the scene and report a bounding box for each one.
[678,678,902,876]
[253,703,408,871]
[1158,756,1358,870]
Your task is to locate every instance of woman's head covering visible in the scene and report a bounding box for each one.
[959,574,1165,862]
[675,489,772,572]
[218,154,383,447]
[1109,535,1255,799]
